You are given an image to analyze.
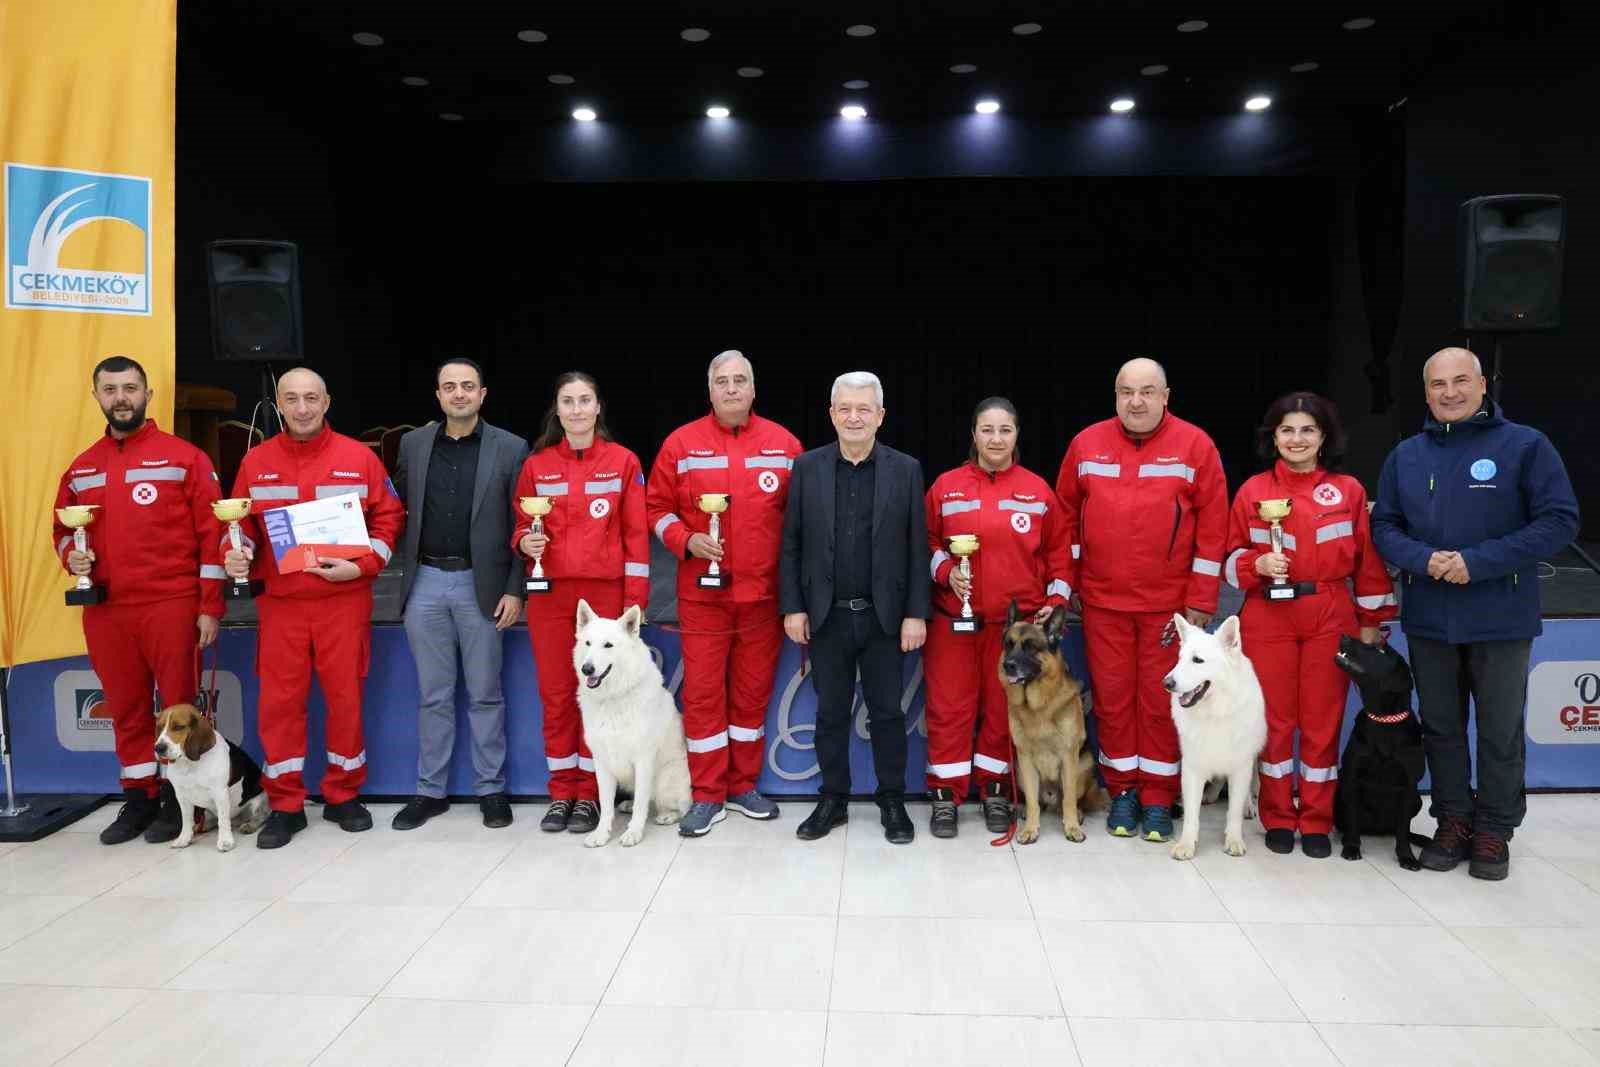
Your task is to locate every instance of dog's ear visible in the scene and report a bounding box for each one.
[620,603,642,638]
[1216,614,1242,651]
[183,710,217,762]
[574,598,594,632]
[1044,605,1068,647]
[1171,612,1189,638]
[1006,599,1020,628]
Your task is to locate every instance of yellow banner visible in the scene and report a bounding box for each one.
[0,1,176,666]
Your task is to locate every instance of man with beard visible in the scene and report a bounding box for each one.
[52,355,227,844]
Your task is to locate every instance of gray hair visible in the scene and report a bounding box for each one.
[1422,347,1483,380]
[707,349,753,385]
[831,371,884,408]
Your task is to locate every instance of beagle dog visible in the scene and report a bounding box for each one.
[153,703,270,852]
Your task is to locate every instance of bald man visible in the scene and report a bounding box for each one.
[224,367,405,848]
[1372,347,1577,880]
[1055,358,1229,843]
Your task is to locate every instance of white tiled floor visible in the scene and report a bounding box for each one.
[1,794,1598,1066]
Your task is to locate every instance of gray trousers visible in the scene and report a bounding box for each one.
[402,565,508,797]
[1407,633,1532,838]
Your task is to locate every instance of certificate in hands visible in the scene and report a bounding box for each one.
[261,492,372,574]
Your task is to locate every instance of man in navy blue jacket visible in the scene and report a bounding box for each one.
[1372,347,1579,881]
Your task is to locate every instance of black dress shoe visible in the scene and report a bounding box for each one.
[322,799,373,832]
[880,799,915,844]
[796,797,849,840]
[256,808,307,849]
[392,795,450,831]
[480,793,513,829]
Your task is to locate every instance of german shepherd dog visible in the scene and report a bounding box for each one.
[999,602,1108,844]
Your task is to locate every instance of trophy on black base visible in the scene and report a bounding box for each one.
[213,498,264,599]
[949,534,980,632]
[519,496,554,593]
[1258,498,1298,601]
[696,493,729,590]
[57,505,107,606]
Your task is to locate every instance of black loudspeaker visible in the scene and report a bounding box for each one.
[1459,195,1565,332]
[207,240,303,361]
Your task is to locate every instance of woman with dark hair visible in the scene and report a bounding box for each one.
[1223,391,1395,857]
[922,397,1075,838]
[512,372,651,834]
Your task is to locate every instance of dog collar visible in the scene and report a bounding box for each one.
[1365,710,1410,724]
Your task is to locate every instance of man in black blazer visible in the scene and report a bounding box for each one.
[391,359,530,830]
[780,371,930,843]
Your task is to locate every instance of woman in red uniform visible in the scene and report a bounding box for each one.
[1224,392,1396,857]
[923,397,1075,838]
[513,372,651,834]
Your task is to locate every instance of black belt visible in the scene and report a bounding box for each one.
[1265,581,1320,597]
[834,597,874,612]
[419,554,471,572]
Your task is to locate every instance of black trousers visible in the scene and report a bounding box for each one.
[810,606,907,799]
[1407,634,1532,838]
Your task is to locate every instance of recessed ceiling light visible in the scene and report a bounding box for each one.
[1342,17,1376,30]
[706,105,730,119]
[843,79,869,90]
[400,76,429,87]
[1176,20,1208,32]
[680,28,710,42]
[949,63,978,74]
[1141,64,1169,76]
[1290,61,1320,73]
[1012,22,1043,35]
[1110,98,1135,112]
[845,24,876,37]
[573,107,597,122]
[516,29,548,43]
[1244,95,1272,111]
[737,66,765,78]
[548,73,575,85]
[352,32,384,46]
[439,112,463,121]
[975,100,1001,114]
[840,104,867,119]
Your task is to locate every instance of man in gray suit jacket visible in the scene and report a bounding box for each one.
[390,359,530,830]
[780,371,930,844]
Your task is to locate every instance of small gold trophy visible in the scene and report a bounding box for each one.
[57,505,106,606]
[519,496,554,594]
[1257,498,1297,601]
[696,494,730,589]
[948,533,980,632]
[212,498,263,600]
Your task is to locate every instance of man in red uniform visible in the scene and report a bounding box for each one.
[223,367,404,848]
[53,356,226,845]
[1055,358,1228,843]
[646,350,801,836]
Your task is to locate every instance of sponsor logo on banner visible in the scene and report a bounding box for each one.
[53,668,245,751]
[5,162,152,315]
[1526,661,1600,744]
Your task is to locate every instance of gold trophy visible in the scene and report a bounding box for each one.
[212,498,263,600]
[948,533,980,632]
[696,493,729,589]
[1257,498,1297,601]
[519,496,554,593]
[57,505,106,606]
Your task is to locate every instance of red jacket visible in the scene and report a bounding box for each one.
[926,462,1073,622]
[512,438,651,611]
[228,424,404,600]
[646,413,802,604]
[52,420,226,617]
[1054,413,1228,614]
[1225,462,1398,627]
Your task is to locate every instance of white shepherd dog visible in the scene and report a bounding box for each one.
[573,600,693,847]
[1164,614,1268,861]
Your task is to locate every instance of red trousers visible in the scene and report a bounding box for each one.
[527,578,622,802]
[1082,604,1182,807]
[82,597,198,796]
[1240,587,1356,834]
[678,598,783,803]
[256,589,372,811]
[922,619,1010,800]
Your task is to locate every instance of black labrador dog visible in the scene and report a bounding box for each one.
[1332,635,1430,870]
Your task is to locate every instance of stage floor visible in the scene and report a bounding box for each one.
[2,795,1598,1066]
